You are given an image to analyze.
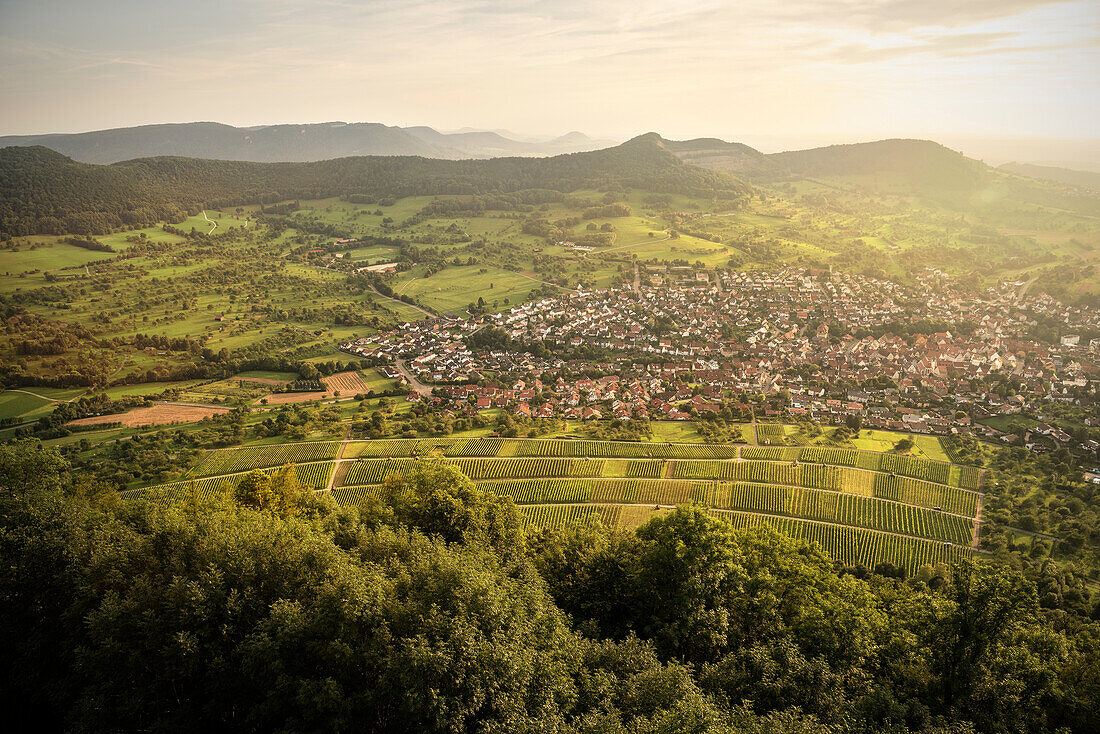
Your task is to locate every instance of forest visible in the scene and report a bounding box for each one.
[2,446,1098,734]
[0,136,749,237]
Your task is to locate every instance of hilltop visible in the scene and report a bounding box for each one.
[652,134,990,190]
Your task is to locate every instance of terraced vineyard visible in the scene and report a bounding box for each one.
[194,442,340,476]
[516,505,969,572]
[134,461,336,503]
[479,478,970,544]
[160,436,983,574]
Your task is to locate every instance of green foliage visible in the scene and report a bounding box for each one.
[2,446,1098,732]
[380,459,525,562]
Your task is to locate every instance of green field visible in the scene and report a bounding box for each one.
[0,239,113,274]
[0,390,56,421]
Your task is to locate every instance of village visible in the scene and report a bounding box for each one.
[342,267,1099,456]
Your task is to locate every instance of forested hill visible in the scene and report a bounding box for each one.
[0,136,749,237]
[659,135,992,190]
[767,139,990,189]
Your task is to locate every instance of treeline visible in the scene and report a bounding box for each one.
[0,136,749,237]
[0,452,1097,733]
[62,235,114,252]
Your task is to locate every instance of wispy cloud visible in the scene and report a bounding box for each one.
[0,0,1096,138]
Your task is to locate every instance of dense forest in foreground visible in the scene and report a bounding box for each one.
[3,445,1097,733]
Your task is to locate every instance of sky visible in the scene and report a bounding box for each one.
[0,0,1097,150]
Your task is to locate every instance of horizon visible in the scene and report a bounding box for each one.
[4,117,1100,170]
[1,0,1096,147]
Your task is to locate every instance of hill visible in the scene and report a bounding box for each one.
[0,135,749,236]
[656,136,774,176]
[0,121,460,164]
[766,139,990,189]
[999,162,1100,191]
[0,121,616,164]
[659,135,991,190]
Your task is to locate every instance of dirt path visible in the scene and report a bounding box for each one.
[594,233,670,255]
[972,494,983,548]
[1016,275,1038,302]
[515,271,571,290]
[6,388,86,403]
[202,210,216,235]
[327,428,352,491]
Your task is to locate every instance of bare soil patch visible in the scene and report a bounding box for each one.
[67,404,230,428]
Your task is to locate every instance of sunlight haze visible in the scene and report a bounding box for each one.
[1,0,1096,143]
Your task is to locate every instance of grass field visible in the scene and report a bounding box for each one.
[0,240,113,275]
[0,391,55,421]
[395,265,548,314]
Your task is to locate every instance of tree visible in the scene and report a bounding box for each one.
[232,464,305,513]
[380,460,524,563]
[929,561,1039,713]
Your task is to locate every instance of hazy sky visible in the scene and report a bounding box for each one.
[0,0,1097,143]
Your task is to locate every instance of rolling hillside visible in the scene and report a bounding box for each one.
[0,135,750,236]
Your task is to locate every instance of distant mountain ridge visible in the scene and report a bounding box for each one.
[998,162,1100,191]
[0,121,617,164]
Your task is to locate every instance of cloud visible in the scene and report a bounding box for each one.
[0,0,1096,138]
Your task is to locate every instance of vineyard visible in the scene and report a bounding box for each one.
[340,437,738,460]
[474,478,970,544]
[515,504,971,573]
[157,436,985,575]
[135,461,336,503]
[194,442,340,476]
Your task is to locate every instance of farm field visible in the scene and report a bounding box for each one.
[0,390,57,421]
[256,370,381,405]
[66,403,231,428]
